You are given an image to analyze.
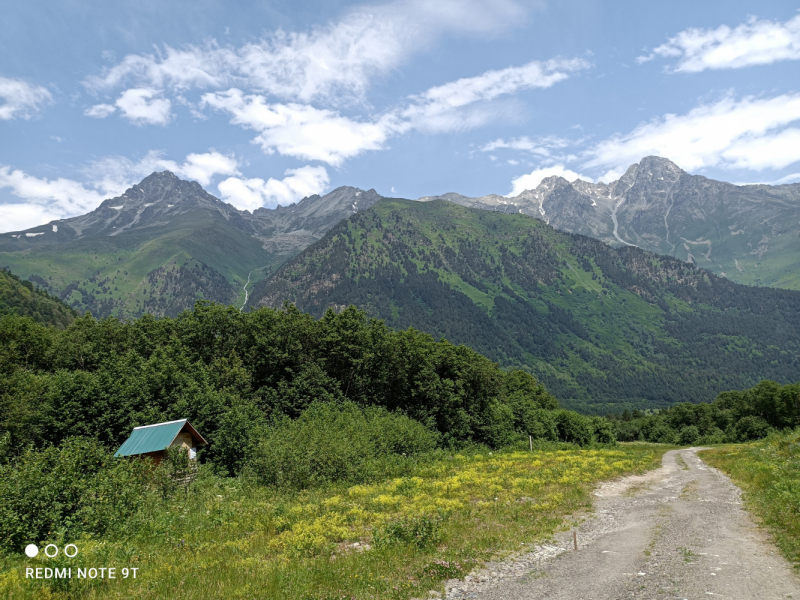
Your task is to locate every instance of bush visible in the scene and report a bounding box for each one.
[698,426,726,445]
[245,401,438,489]
[678,425,700,445]
[0,438,151,552]
[373,514,443,549]
[554,410,592,446]
[521,409,558,442]
[590,416,617,444]
[211,397,267,476]
[734,416,773,442]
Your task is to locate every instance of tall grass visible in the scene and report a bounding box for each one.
[701,429,800,570]
[1,444,664,600]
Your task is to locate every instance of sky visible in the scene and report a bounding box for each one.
[1,0,800,232]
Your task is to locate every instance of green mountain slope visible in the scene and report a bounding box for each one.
[0,268,77,328]
[0,173,379,319]
[420,157,800,291]
[0,173,272,318]
[250,199,800,413]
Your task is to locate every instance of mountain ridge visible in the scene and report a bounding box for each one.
[0,172,380,318]
[2,156,799,320]
[250,198,800,413]
[419,156,800,289]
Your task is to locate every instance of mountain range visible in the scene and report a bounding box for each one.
[0,172,379,318]
[1,156,799,412]
[249,198,800,413]
[419,156,800,290]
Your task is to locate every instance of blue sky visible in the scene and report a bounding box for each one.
[1,0,800,232]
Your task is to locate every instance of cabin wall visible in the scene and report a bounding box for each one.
[170,432,193,451]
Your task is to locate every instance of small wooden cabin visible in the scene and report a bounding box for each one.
[114,419,207,464]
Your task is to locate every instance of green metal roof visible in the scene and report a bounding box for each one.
[114,419,200,457]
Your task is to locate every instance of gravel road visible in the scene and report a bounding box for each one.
[443,447,800,600]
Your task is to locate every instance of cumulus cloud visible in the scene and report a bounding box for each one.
[583,93,800,178]
[201,89,392,166]
[0,204,67,233]
[85,89,173,125]
[639,14,800,72]
[0,151,241,232]
[84,0,529,105]
[114,88,173,125]
[508,165,591,196]
[0,77,52,120]
[218,165,330,211]
[84,103,117,118]
[88,150,240,196]
[0,167,107,231]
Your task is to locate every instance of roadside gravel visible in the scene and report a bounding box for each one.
[441,447,800,600]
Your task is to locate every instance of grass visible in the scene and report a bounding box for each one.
[700,429,800,571]
[0,444,665,599]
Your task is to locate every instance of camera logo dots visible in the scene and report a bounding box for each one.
[24,543,78,558]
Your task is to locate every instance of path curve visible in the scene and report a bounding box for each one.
[444,448,800,599]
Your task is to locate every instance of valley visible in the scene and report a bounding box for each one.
[252,198,800,413]
[2,159,800,413]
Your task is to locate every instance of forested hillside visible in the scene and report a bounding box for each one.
[612,380,800,444]
[251,199,800,413]
[1,303,619,472]
[0,268,77,328]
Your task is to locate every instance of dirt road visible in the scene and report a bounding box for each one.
[445,448,800,599]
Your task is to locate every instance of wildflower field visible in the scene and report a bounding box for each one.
[701,429,800,571]
[1,443,663,600]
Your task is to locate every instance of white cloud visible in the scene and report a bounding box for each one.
[84,0,529,105]
[84,103,117,118]
[508,165,591,196]
[583,94,800,176]
[401,58,589,132]
[480,135,570,156]
[0,151,241,233]
[641,14,800,72]
[0,77,52,120]
[774,172,800,184]
[0,204,68,233]
[88,150,240,196]
[218,166,329,210]
[201,89,393,166]
[201,57,585,165]
[0,167,106,231]
[114,88,173,125]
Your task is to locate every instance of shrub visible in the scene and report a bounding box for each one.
[554,410,592,446]
[0,438,151,552]
[678,425,700,445]
[698,426,726,445]
[373,514,443,549]
[734,416,772,442]
[590,416,617,444]
[210,397,267,476]
[245,401,438,489]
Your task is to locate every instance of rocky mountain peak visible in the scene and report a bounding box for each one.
[633,156,684,183]
[536,175,572,193]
